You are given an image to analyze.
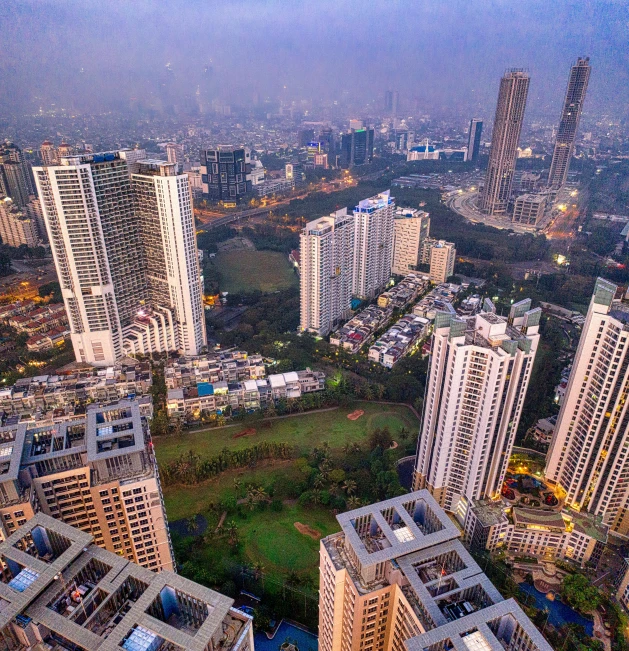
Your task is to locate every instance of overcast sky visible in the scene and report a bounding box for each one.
[1,0,628,118]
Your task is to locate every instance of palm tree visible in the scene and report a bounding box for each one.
[186,516,197,534]
[363,385,374,401]
[311,489,322,505]
[233,478,242,495]
[342,480,357,496]
[399,427,410,442]
[253,561,265,580]
[226,520,239,546]
[346,496,362,510]
[313,474,325,490]
[374,383,385,400]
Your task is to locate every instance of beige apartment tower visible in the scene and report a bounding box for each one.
[481,70,530,216]
[391,208,430,276]
[427,241,456,284]
[319,491,553,651]
[0,400,174,573]
[546,278,629,538]
[414,300,540,516]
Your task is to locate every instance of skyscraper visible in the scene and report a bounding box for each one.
[384,89,399,116]
[480,70,530,216]
[166,142,184,170]
[414,300,540,515]
[300,209,355,336]
[352,190,395,299]
[547,57,591,190]
[34,153,205,366]
[340,128,374,168]
[546,278,629,537]
[391,207,430,276]
[40,140,58,165]
[466,118,483,163]
[427,240,456,284]
[0,142,35,207]
[200,146,252,204]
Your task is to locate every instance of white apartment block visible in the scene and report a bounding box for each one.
[427,240,456,284]
[391,208,430,276]
[0,197,41,247]
[353,191,395,299]
[414,300,540,515]
[319,491,552,651]
[300,209,355,336]
[546,278,629,538]
[34,152,205,366]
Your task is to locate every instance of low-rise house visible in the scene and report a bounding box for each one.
[368,314,430,368]
[165,351,265,388]
[330,305,391,353]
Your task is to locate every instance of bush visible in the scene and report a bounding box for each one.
[270,499,284,512]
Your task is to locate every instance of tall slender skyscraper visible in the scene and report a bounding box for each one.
[466,118,483,163]
[546,278,629,537]
[480,70,530,216]
[547,57,591,190]
[414,300,540,516]
[34,153,205,366]
[300,209,355,336]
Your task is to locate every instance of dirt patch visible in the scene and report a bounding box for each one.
[294,522,322,539]
[233,428,257,439]
[347,409,365,421]
[390,440,398,449]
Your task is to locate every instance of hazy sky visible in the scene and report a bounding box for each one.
[1,0,628,118]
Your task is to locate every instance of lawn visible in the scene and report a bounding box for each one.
[154,402,419,465]
[213,250,298,294]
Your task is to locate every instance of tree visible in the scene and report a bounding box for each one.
[346,496,362,510]
[342,480,357,496]
[561,573,602,614]
[225,520,239,547]
[368,427,393,451]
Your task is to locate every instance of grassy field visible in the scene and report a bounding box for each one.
[213,250,298,294]
[154,402,419,465]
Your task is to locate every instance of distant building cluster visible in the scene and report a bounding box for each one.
[0,300,69,352]
[412,282,461,322]
[165,356,325,419]
[376,272,430,310]
[0,196,46,247]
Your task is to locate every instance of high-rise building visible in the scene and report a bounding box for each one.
[480,70,530,216]
[0,142,35,207]
[427,240,456,284]
[118,147,148,174]
[512,193,547,226]
[34,152,205,366]
[0,197,42,247]
[466,118,483,163]
[547,57,591,190]
[298,128,315,147]
[57,142,73,159]
[340,128,374,168]
[40,140,58,165]
[0,400,174,572]
[165,142,184,170]
[414,300,540,515]
[546,278,629,538]
[200,146,252,204]
[319,126,336,154]
[300,209,355,336]
[352,190,395,299]
[0,513,253,651]
[391,207,430,276]
[384,89,399,116]
[319,491,553,651]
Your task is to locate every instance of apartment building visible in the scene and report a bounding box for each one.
[391,208,430,276]
[319,491,552,651]
[300,209,355,336]
[464,499,607,567]
[423,241,456,284]
[0,514,253,651]
[0,197,42,247]
[0,360,153,422]
[165,352,265,389]
[546,278,629,538]
[617,560,629,613]
[34,153,205,367]
[414,300,540,516]
[353,191,395,299]
[166,370,325,420]
[0,400,174,573]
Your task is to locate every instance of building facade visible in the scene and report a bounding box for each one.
[319,491,552,651]
[428,241,456,284]
[547,57,591,190]
[414,301,540,515]
[546,278,629,538]
[340,128,375,168]
[353,191,395,299]
[34,153,204,366]
[300,209,355,336]
[200,146,252,203]
[467,118,483,163]
[0,513,253,651]
[391,208,430,276]
[0,197,42,247]
[512,194,546,226]
[0,400,174,573]
[480,71,530,216]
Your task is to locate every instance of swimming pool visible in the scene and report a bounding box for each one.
[518,583,593,635]
[254,621,318,651]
